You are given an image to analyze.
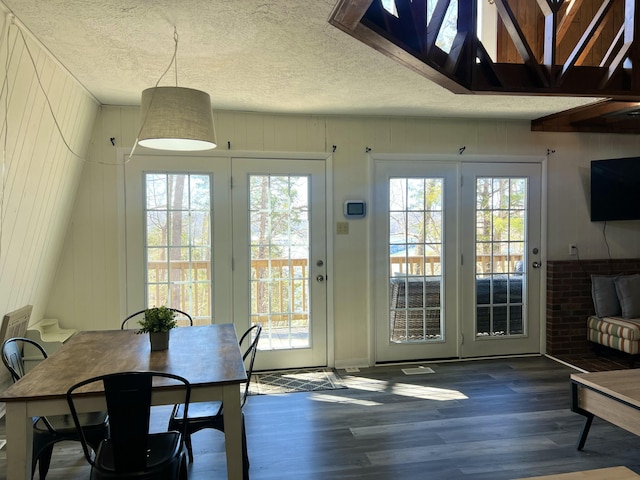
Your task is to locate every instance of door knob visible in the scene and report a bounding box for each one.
[316,275,325,282]
[532,261,542,269]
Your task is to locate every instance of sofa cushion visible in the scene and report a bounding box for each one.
[614,274,640,319]
[587,323,640,355]
[588,315,640,341]
[591,275,622,317]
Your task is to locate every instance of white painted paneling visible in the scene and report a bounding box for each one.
[49,106,640,368]
[0,17,98,388]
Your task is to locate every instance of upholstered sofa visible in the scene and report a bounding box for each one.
[588,274,640,364]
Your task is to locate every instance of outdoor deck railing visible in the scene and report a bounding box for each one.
[148,253,524,320]
[389,254,524,275]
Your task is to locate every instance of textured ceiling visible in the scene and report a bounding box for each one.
[2,0,601,119]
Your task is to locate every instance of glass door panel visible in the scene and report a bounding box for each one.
[248,174,311,350]
[375,162,458,363]
[389,177,444,342]
[475,177,526,338]
[144,173,212,325]
[125,155,232,329]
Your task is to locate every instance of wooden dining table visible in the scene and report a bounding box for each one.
[0,323,247,480]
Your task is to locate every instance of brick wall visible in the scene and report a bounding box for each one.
[546,258,640,355]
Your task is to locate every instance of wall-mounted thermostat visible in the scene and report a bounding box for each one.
[344,200,366,219]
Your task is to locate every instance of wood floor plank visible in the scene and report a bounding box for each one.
[3,356,640,479]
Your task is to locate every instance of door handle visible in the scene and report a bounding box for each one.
[532,261,542,269]
[316,275,325,282]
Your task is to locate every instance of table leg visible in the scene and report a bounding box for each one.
[571,381,594,451]
[222,384,244,480]
[5,402,33,480]
[577,414,594,451]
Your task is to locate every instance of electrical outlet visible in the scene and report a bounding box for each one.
[569,244,577,256]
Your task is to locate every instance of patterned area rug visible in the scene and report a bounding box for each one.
[249,368,347,395]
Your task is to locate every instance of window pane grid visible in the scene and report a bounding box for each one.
[249,175,311,350]
[144,173,212,324]
[389,177,444,343]
[475,177,526,337]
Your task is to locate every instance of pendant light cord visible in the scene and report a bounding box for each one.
[154,26,179,89]
[129,26,180,162]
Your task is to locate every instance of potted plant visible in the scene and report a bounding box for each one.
[137,306,177,351]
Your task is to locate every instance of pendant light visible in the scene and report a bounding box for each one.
[136,28,216,151]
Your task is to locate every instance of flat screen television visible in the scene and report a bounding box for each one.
[590,157,640,221]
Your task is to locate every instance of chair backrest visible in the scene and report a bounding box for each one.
[66,371,191,473]
[121,308,193,330]
[239,324,262,407]
[1,337,47,382]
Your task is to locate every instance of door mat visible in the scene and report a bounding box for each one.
[249,368,347,395]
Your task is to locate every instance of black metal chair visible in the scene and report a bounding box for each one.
[66,371,191,480]
[168,324,262,478]
[121,308,193,330]
[1,337,109,480]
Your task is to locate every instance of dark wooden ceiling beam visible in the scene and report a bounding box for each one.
[329,0,640,134]
[329,0,470,94]
[532,100,640,133]
[328,0,373,30]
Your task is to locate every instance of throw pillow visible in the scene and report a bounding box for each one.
[614,274,640,319]
[591,274,622,317]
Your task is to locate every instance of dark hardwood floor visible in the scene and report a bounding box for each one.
[3,355,640,479]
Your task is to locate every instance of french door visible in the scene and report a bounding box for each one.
[124,154,328,370]
[460,163,541,357]
[231,158,327,369]
[374,159,542,363]
[374,162,459,362]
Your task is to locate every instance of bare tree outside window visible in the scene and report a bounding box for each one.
[145,173,212,323]
[249,174,310,350]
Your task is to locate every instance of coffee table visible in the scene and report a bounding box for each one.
[570,369,640,450]
[516,466,640,479]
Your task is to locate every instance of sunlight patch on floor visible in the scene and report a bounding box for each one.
[342,375,468,401]
[309,392,382,406]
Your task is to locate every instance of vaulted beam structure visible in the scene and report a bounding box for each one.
[330,0,638,96]
[329,0,640,133]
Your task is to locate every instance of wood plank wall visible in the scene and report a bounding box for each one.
[0,12,98,382]
[497,0,625,65]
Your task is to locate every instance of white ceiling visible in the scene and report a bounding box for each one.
[3,0,601,119]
